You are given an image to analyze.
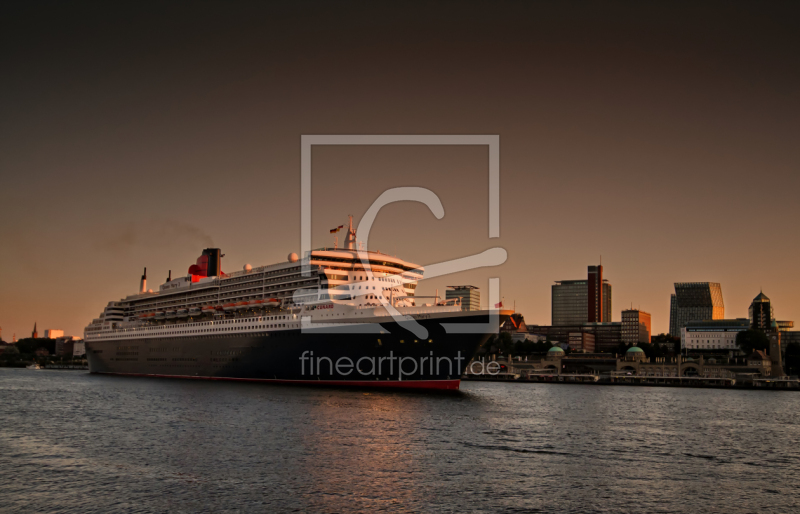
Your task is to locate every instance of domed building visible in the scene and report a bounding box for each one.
[547,345,565,357]
[625,345,646,362]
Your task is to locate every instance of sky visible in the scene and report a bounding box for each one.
[1,1,799,340]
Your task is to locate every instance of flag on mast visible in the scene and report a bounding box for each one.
[330,225,344,234]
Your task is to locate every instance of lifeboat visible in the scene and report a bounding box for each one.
[249,300,265,309]
[189,307,202,316]
[223,303,237,312]
[235,301,250,310]
[155,311,166,320]
[166,310,177,319]
[177,309,189,318]
[265,298,281,309]
[201,306,216,315]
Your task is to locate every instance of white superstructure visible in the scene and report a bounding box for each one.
[84,219,463,342]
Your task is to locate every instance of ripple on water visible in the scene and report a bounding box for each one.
[1,369,800,513]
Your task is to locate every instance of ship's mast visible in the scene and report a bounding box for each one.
[344,215,357,250]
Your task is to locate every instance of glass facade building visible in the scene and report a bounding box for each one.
[668,282,725,337]
[552,276,611,326]
[552,280,588,325]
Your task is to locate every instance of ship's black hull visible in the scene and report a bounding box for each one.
[87,313,505,390]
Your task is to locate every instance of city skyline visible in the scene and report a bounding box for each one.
[2,2,799,339]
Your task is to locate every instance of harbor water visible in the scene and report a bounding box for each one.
[2,368,799,513]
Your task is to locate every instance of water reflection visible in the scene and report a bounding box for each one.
[2,369,800,513]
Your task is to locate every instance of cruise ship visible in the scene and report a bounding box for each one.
[84,218,510,390]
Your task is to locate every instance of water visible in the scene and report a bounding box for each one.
[2,368,799,513]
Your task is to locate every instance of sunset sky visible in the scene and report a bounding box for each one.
[1,1,798,339]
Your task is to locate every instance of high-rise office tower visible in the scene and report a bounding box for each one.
[552,264,611,325]
[588,265,603,323]
[445,285,481,312]
[668,282,725,337]
[622,309,652,344]
[749,291,774,331]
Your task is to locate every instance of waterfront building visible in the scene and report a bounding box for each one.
[781,331,800,347]
[624,346,647,362]
[747,350,771,372]
[552,265,612,325]
[749,292,774,330]
[587,265,605,323]
[668,283,725,337]
[446,285,480,312]
[584,322,623,353]
[72,340,86,358]
[746,291,799,347]
[767,327,783,376]
[681,319,750,352]
[499,313,542,343]
[551,280,588,325]
[621,309,652,344]
[54,336,81,357]
[669,294,677,336]
[527,322,622,353]
[44,329,64,339]
[501,351,775,382]
[500,313,527,334]
[568,332,595,353]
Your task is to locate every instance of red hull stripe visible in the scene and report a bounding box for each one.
[95,372,461,390]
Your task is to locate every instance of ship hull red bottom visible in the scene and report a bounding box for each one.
[95,372,461,390]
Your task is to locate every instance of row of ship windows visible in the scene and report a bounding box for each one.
[117,347,245,355]
[133,276,313,310]
[111,357,199,362]
[96,316,290,334]
[96,324,290,338]
[220,278,316,294]
[132,285,308,313]
[90,331,298,352]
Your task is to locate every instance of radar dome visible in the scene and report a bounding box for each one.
[243,264,252,272]
[288,253,299,262]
